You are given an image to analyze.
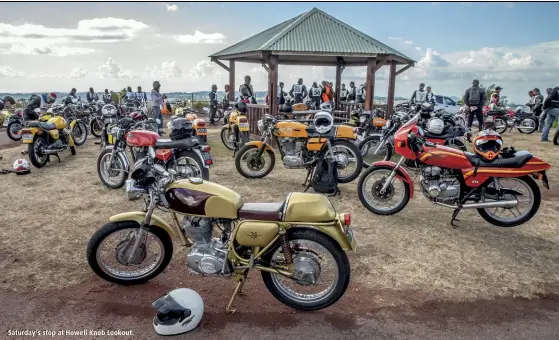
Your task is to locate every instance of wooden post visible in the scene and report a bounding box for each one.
[229,60,235,102]
[387,61,396,119]
[335,58,342,110]
[364,58,376,110]
[268,55,278,115]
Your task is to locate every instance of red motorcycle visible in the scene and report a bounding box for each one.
[357,112,551,227]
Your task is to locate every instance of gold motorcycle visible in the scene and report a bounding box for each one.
[21,115,76,168]
[87,148,355,312]
[235,114,363,183]
[220,107,250,152]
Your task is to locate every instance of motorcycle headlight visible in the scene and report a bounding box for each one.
[359,116,367,123]
[257,119,264,132]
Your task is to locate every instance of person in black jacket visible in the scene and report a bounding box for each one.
[540,86,559,142]
[209,84,218,125]
[65,88,77,104]
[86,87,99,103]
[102,89,112,104]
[463,79,486,133]
[289,78,307,104]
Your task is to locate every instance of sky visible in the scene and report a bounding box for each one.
[1,1,558,103]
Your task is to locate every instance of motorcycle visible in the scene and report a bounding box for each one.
[58,105,89,146]
[87,150,354,312]
[21,113,77,168]
[175,108,208,145]
[220,107,251,152]
[235,114,363,183]
[357,112,551,227]
[347,107,388,146]
[6,108,24,141]
[97,127,211,189]
[508,106,538,134]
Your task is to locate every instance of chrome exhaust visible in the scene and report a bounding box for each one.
[435,200,518,209]
[43,148,66,155]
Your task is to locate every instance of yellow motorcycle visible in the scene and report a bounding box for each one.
[235,114,363,183]
[21,115,76,168]
[87,153,354,313]
[220,107,250,152]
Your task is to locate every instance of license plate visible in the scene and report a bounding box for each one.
[22,134,33,142]
[202,152,212,160]
[197,128,207,134]
[239,122,249,130]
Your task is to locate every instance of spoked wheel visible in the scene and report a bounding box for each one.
[494,118,507,134]
[87,222,173,285]
[477,176,541,227]
[359,135,392,168]
[330,139,363,183]
[357,166,410,215]
[553,128,559,145]
[235,145,276,179]
[28,136,49,168]
[172,150,209,180]
[90,118,103,138]
[7,121,23,141]
[261,229,350,310]
[97,149,128,189]
[71,120,88,146]
[517,118,537,134]
[220,127,235,150]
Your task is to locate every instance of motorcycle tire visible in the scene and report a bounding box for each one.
[220,127,235,151]
[90,118,103,138]
[330,139,363,183]
[28,136,49,168]
[86,221,173,285]
[235,144,276,179]
[494,118,507,134]
[477,176,541,228]
[173,150,209,180]
[71,120,88,146]
[261,228,350,311]
[357,165,411,215]
[553,128,559,145]
[516,117,537,134]
[359,135,392,169]
[7,121,22,141]
[97,149,128,189]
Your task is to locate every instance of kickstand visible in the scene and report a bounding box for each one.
[226,270,248,314]
[53,154,61,163]
[450,209,461,229]
[302,167,314,192]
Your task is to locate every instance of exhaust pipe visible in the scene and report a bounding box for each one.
[435,200,518,210]
[43,148,66,155]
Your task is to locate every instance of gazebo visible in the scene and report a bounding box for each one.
[209,7,415,121]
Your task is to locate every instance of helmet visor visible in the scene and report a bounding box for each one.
[152,293,192,326]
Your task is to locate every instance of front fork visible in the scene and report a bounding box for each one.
[380,156,405,194]
[126,192,156,264]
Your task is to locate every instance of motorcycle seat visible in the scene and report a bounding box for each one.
[27,121,56,130]
[238,202,284,221]
[486,110,505,116]
[465,150,533,168]
[155,137,199,149]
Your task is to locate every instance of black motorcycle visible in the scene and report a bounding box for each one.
[509,106,538,134]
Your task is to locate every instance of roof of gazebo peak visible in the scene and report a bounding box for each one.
[210,7,415,66]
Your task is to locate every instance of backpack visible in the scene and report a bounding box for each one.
[468,87,481,105]
[309,158,340,195]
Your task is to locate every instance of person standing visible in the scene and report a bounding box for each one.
[356,83,365,103]
[135,86,147,104]
[125,86,135,106]
[540,85,559,142]
[208,84,218,125]
[425,86,435,104]
[463,79,486,134]
[538,88,553,131]
[340,83,348,102]
[532,88,543,117]
[151,81,163,135]
[239,75,256,104]
[347,82,356,102]
[289,78,307,104]
[309,82,322,109]
[86,87,99,103]
[277,82,287,105]
[410,83,427,104]
[223,84,230,108]
[102,89,112,104]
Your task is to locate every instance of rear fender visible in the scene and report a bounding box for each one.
[245,140,274,153]
[109,212,176,237]
[21,127,39,144]
[69,120,77,129]
[371,161,414,198]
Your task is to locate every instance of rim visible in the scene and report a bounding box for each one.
[174,156,203,178]
[239,148,272,177]
[72,123,87,144]
[92,120,103,135]
[484,178,534,223]
[518,118,536,132]
[360,137,389,166]
[10,122,22,136]
[331,143,359,180]
[99,152,126,186]
[361,168,407,212]
[494,118,507,131]
[95,228,165,280]
[33,137,48,164]
[270,239,339,304]
[222,129,235,149]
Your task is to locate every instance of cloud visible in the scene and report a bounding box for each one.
[176,31,226,44]
[418,48,450,68]
[146,61,183,78]
[98,57,135,78]
[189,60,224,79]
[0,17,149,45]
[0,66,24,77]
[503,2,514,8]
[388,37,403,41]
[403,40,413,45]
[2,44,95,56]
[166,3,178,11]
[70,67,88,78]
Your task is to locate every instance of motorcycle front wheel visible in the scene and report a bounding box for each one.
[90,118,103,138]
[494,118,507,134]
[357,165,411,215]
[97,149,128,189]
[235,144,276,179]
[359,135,392,168]
[220,127,235,150]
[553,128,559,145]
[86,221,173,285]
[517,117,537,134]
[261,228,350,311]
[7,121,22,141]
[71,120,88,146]
[330,139,363,183]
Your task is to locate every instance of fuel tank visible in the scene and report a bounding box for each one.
[274,121,308,138]
[48,116,67,130]
[165,179,243,219]
[418,145,472,169]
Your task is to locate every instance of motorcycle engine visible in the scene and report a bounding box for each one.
[182,216,232,276]
[279,137,304,168]
[420,166,460,201]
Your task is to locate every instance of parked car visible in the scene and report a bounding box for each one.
[434,95,459,114]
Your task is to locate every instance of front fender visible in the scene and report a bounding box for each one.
[69,120,77,129]
[371,161,414,198]
[245,140,275,153]
[109,212,176,237]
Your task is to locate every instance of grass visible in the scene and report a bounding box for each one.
[0,127,558,304]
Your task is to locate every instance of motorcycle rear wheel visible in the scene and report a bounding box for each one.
[330,139,363,183]
[261,228,350,311]
[7,121,22,141]
[553,128,559,145]
[516,117,537,134]
[494,118,507,134]
[28,136,49,168]
[71,120,88,146]
[359,135,392,168]
[235,144,276,179]
[86,221,173,285]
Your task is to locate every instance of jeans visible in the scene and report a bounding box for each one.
[541,108,559,141]
[152,106,163,135]
[538,110,548,132]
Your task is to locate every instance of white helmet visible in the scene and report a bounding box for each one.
[319,102,332,113]
[515,107,523,114]
[427,117,444,135]
[13,159,30,175]
[102,104,117,117]
[313,111,333,134]
[152,288,204,336]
